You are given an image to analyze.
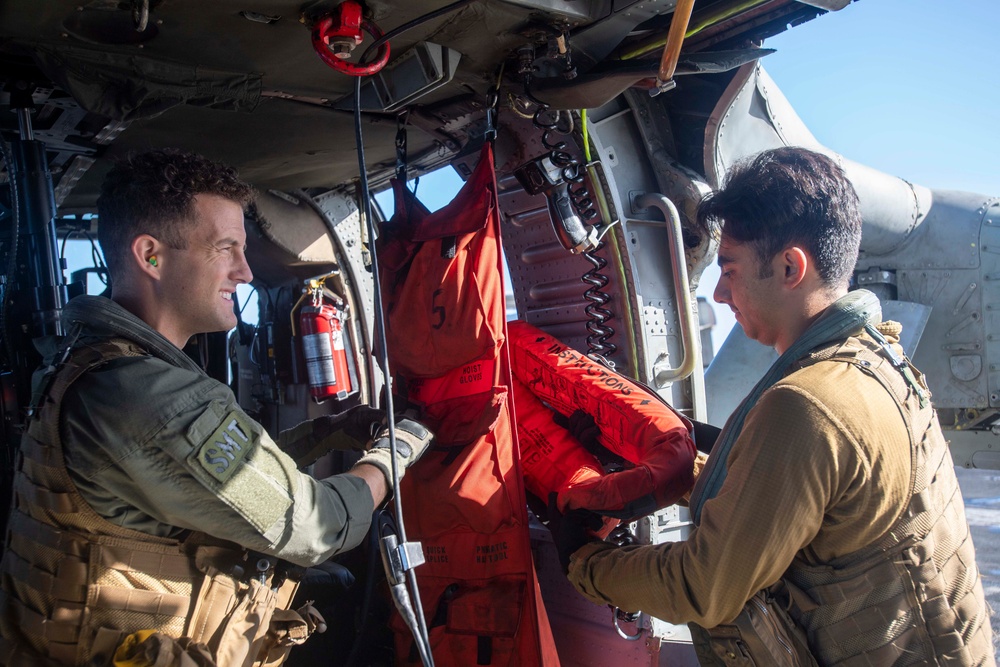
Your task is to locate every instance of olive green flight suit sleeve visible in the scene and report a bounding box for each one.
[567,383,868,628]
[275,418,367,468]
[62,356,375,568]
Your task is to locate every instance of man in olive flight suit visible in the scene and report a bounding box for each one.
[0,149,432,667]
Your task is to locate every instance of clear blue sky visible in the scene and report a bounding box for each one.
[762,0,998,197]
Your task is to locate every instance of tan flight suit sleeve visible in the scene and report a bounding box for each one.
[567,384,867,628]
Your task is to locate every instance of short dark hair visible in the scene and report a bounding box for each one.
[696,147,862,288]
[97,149,254,282]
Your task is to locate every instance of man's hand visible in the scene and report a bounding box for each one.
[354,417,434,488]
[313,405,386,449]
[547,492,603,574]
[554,409,626,467]
[553,409,601,450]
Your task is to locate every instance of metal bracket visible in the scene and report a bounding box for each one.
[381,533,426,586]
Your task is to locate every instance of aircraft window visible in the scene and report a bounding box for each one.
[234,283,258,328]
[372,164,464,214]
[63,238,109,296]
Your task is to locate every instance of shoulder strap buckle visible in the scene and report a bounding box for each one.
[864,324,928,408]
[26,323,84,419]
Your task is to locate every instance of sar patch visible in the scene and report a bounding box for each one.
[196,411,254,483]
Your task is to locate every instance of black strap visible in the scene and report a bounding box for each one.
[395,115,408,182]
[477,635,492,665]
[26,323,84,419]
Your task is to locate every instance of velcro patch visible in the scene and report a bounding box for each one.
[196,411,254,483]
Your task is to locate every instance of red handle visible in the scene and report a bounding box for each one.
[311,13,390,77]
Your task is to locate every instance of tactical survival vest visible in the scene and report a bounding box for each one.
[0,339,299,667]
[779,335,995,666]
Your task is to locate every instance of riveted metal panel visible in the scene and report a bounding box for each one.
[979,199,1000,407]
[857,190,985,273]
[902,268,986,409]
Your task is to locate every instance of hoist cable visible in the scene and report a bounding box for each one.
[353,71,434,667]
[358,0,476,64]
[347,4,483,662]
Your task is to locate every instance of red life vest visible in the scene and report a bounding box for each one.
[378,142,559,666]
[508,320,697,520]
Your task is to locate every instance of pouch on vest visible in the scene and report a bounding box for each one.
[183,540,300,667]
[689,583,817,667]
[112,631,215,667]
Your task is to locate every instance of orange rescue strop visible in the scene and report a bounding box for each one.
[508,320,697,521]
[378,142,558,667]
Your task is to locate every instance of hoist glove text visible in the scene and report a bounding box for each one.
[355,417,434,487]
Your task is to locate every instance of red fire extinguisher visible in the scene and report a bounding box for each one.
[299,299,354,402]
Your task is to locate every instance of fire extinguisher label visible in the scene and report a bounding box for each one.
[302,333,339,386]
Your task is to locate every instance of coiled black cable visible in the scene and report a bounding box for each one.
[525,83,616,361]
[530,104,598,223]
[582,245,617,359]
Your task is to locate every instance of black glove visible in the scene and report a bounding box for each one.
[552,409,601,449]
[552,409,626,467]
[313,405,386,448]
[286,405,386,468]
[547,492,603,574]
[355,417,434,486]
[567,410,601,451]
[606,524,637,547]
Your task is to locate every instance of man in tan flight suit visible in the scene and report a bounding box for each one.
[0,149,432,667]
[560,147,995,665]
